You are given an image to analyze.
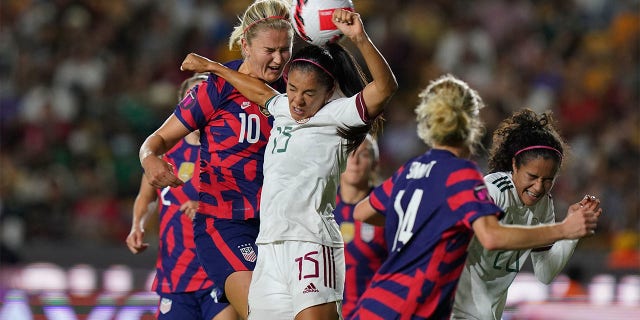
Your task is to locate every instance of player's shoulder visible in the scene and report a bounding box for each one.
[438,154,482,177]
[223,59,243,70]
[206,59,243,91]
[265,93,288,113]
[483,172,516,206]
[484,172,513,190]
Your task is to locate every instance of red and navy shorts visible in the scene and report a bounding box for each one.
[193,214,259,302]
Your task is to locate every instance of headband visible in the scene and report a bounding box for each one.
[243,15,288,35]
[514,145,563,159]
[290,58,335,80]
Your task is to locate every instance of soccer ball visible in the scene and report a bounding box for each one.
[291,0,355,46]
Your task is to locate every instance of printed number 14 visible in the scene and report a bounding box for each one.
[392,189,423,252]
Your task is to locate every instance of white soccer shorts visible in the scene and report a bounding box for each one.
[248,241,345,319]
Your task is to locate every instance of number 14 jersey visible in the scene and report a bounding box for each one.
[352,149,502,319]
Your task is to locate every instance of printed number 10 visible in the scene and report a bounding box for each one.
[239,113,260,143]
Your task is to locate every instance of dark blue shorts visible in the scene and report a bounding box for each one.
[193,214,259,302]
[156,289,229,320]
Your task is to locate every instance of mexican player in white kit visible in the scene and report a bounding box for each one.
[180,8,397,319]
[451,109,602,320]
[250,93,362,318]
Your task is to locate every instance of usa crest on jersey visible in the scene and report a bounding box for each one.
[238,243,257,262]
[159,297,172,314]
[360,223,375,242]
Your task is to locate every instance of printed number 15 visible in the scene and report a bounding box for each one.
[295,251,319,280]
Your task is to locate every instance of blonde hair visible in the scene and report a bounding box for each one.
[228,0,293,52]
[415,74,485,155]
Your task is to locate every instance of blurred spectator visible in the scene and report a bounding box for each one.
[564,266,588,299]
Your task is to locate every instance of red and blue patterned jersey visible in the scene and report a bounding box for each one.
[153,138,214,293]
[334,189,387,319]
[352,149,502,320]
[174,60,284,220]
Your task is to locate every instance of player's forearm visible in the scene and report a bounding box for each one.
[225,70,277,107]
[201,60,278,107]
[475,216,568,250]
[131,201,150,230]
[180,53,279,106]
[139,134,169,165]
[531,239,579,284]
[494,226,559,250]
[132,191,157,230]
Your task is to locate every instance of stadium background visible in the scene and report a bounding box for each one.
[0,0,638,319]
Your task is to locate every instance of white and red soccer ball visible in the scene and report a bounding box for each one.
[291,0,355,46]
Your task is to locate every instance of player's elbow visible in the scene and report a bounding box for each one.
[353,200,385,226]
[533,266,556,284]
[536,274,554,285]
[378,78,398,104]
[384,76,398,97]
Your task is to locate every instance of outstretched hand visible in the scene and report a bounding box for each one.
[181,53,220,74]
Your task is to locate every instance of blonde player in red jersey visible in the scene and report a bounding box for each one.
[139,1,293,318]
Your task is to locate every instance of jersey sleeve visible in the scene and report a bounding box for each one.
[174,75,221,131]
[328,93,369,128]
[447,162,502,229]
[369,165,406,216]
[266,93,288,116]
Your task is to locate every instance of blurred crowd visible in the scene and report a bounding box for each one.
[1,0,638,272]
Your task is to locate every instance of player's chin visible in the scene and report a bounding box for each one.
[264,70,283,83]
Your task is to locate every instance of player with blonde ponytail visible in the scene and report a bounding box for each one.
[351,74,600,319]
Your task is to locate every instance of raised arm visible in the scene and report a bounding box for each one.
[181,53,279,107]
[333,9,398,118]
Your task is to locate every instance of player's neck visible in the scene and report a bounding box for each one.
[433,144,468,158]
[339,183,369,204]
